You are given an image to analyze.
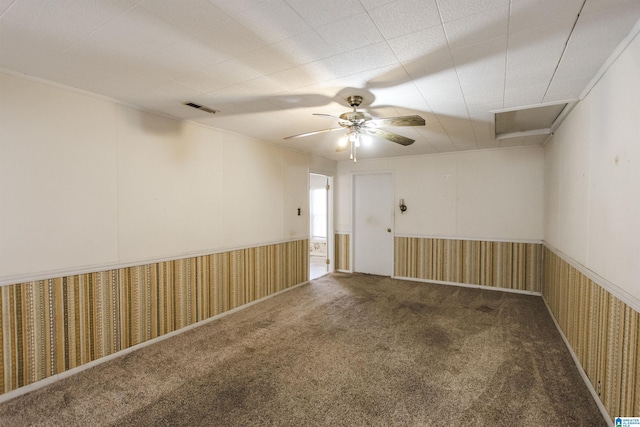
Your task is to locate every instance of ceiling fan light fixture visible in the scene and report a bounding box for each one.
[338,134,348,148]
[282,93,425,162]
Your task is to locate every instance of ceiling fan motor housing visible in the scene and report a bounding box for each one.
[339,111,372,125]
[346,95,363,108]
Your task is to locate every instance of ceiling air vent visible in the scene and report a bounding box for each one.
[182,101,219,114]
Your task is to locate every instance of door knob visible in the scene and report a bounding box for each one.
[387,228,391,233]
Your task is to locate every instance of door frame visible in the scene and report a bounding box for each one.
[351,170,395,276]
[309,169,334,275]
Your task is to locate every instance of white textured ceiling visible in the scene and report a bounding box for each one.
[1,0,639,161]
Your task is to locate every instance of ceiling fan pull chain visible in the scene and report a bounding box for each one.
[353,138,357,163]
[350,138,353,160]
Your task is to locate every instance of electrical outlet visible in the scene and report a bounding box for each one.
[597,380,602,396]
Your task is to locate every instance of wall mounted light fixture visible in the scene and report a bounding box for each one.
[399,198,407,213]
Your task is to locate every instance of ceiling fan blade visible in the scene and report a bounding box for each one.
[366,128,415,146]
[335,144,349,152]
[312,113,341,119]
[284,127,344,140]
[313,113,352,126]
[366,115,425,127]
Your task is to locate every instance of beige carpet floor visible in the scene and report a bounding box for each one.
[0,273,605,426]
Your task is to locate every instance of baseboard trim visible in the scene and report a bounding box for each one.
[392,276,541,296]
[541,294,613,427]
[0,279,310,404]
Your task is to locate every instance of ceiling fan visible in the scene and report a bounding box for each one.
[284,95,425,162]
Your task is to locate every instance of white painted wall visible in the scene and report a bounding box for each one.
[116,109,225,262]
[544,30,640,303]
[336,146,544,241]
[0,71,336,282]
[1,74,120,277]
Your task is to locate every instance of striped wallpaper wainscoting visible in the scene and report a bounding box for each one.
[334,233,350,272]
[0,240,308,396]
[543,247,639,420]
[394,237,543,293]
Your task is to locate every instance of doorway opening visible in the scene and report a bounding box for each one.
[309,173,333,279]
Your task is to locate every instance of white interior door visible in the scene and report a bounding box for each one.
[309,172,334,279]
[353,173,393,276]
[309,173,330,279]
